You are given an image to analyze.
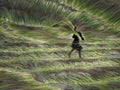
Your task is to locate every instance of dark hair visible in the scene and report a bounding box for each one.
[74,26,77,31]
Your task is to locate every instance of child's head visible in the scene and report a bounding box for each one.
[74,25,81,32]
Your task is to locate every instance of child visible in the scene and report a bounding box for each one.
[68,26,84,58]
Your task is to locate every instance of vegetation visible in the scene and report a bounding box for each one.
[0,0,120,90]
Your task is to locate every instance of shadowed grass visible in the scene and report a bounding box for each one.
[0,2,120,89]
[0,68,60,90]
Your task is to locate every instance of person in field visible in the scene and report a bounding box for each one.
[68,25,84,58]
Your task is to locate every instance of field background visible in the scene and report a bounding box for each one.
[0,0,120,90]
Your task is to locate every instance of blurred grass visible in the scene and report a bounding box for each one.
[0,22,120,89]
[0,0,120,90]
[0,68,60,90]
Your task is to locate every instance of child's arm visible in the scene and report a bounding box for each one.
[78,32,84,40]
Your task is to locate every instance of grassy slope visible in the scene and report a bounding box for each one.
[0,21,120,90]
[0,23,60,90]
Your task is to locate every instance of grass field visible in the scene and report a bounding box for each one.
[0,21,119,90]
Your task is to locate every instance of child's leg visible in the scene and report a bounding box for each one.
[78,50,81,58]
[68,48,75,58]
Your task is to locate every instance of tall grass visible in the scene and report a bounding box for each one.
[0,0,69,26]
[0,0,120,35]
[59,0,120,35]
[59,0,120,24]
